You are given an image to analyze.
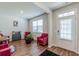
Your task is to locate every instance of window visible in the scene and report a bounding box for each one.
[58,11,74,18]
[33,21,38,32]
[32,19,43,33]
[60,19,72,40]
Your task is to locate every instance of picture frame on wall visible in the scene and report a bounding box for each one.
[13,20,18,27]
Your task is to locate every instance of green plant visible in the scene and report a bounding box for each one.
[25,33,33,44]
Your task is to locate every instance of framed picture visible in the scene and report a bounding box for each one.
[13,21,18,27]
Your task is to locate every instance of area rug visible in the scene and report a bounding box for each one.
[40,50,59,56]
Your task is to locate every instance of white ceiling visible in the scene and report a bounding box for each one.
[0,2,45,19]
[41,2,72,10]
[0,2,72,19]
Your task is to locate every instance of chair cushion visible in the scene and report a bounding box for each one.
[0,44,8,50]
[37,33,48,45]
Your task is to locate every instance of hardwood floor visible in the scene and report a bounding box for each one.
[10,40,78,56]
[47,46,79,56]
[10,40,47,56]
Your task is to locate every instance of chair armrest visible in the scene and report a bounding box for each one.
[0,47,10,52]
[0,44,9,49]
[0,47,11,56]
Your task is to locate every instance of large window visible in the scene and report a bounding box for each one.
[58,11,75,40]
[32,19,43,33]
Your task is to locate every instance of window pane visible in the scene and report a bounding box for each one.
[32,19,43,33]
[60,33,64,39]
[38,26,43,32]
[32,21,38,32]
[37,19,43,32]
[38,20,43,26]
[66,34,71,39]
[33,26,37,32]
[33,21,37,26]
[60,19,72,40]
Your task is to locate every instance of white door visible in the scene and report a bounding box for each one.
[57,15,77,52]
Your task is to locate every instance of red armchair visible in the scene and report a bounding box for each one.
[37,33,48,46]
[24,32,30,38]
[0,44,11,56]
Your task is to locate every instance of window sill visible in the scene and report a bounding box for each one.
[60,38,72,41]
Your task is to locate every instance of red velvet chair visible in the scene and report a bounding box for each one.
[0,44,12,56]
[24,32,30,38]
[37,33,48,46]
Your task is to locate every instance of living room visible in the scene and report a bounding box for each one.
[0,2,79,56]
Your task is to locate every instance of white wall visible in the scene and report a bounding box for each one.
[53,3,79,53]
[0,16,28,41]
[76,3,79,53]
[28,14,48,40]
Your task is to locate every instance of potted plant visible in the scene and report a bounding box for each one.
[25,33,33,44]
